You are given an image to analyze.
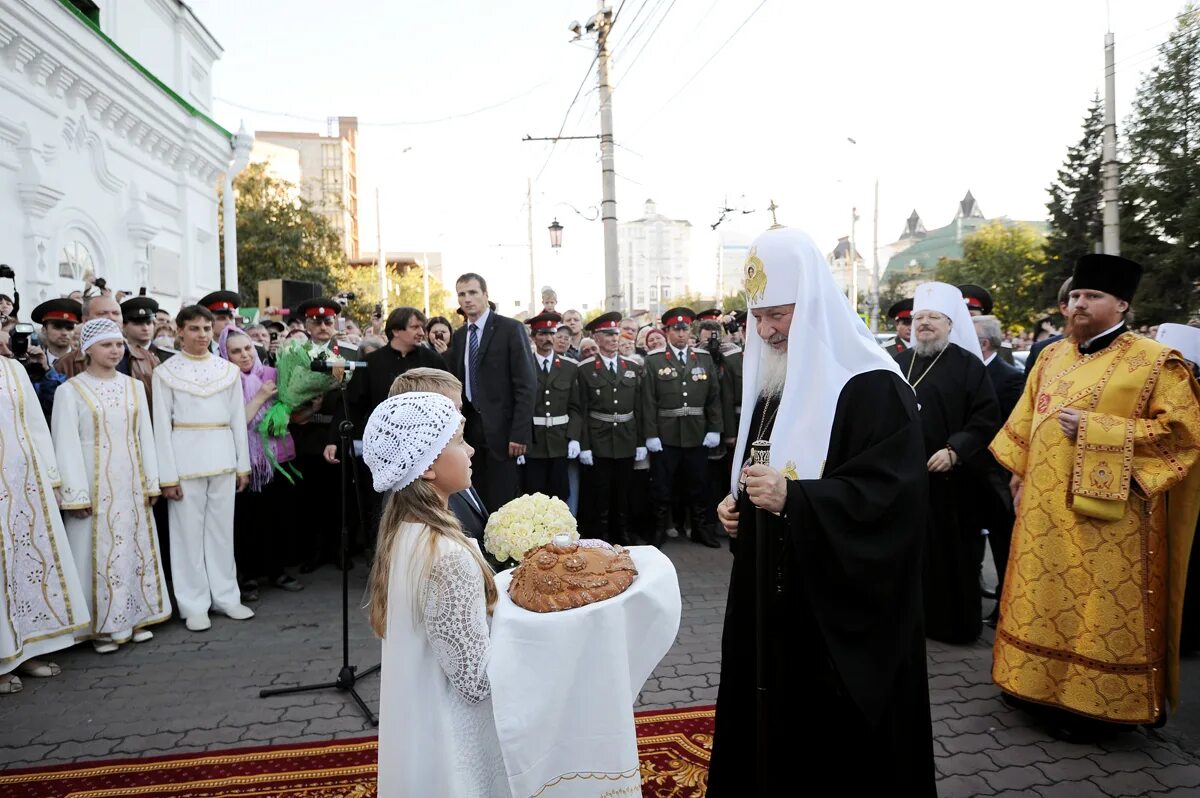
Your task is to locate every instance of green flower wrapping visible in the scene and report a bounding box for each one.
[258,340,337,438]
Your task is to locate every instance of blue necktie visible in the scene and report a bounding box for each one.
[468,323,481,401]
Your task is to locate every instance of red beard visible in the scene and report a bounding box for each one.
[1068,312,1104,343]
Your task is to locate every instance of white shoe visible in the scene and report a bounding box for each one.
[92,638,119,654]
[0,674,22,695]
[185,614,212,632]
[132,629,154,643]
[216,604,254,621]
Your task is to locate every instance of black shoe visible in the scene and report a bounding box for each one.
[299,559,322,574]
[273,574,305,592]
[691,527,721,548]
[650,504,670,548]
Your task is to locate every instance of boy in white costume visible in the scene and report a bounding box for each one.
[53,319,172,652]
[152,306,253,632]
[0,356,89,694]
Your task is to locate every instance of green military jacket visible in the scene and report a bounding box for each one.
[641,347,722,448]
[719,346,743,442]
[578,354,643,459]
[527,354,583,459]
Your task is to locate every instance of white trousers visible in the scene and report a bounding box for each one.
[168,473,240,620]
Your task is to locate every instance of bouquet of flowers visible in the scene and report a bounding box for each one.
[484,493,579,566]
[258,340,339,439]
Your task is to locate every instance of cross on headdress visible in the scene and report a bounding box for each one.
[768,199,781,229]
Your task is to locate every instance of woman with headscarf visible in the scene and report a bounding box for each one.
[219,327,304,598]
[52,319,170,653]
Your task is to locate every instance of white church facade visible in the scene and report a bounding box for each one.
[0,0,249,313]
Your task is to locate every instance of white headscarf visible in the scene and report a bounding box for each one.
[731,227,905,493]
[913,282,983,361]
[79,318,125,353]
[1156,323,1200,364]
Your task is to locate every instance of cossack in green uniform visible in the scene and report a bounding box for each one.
[642,307,722,548]
[577,312,644,545]
[522,312,583,502]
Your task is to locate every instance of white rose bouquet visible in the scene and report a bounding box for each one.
[484,493,578,566]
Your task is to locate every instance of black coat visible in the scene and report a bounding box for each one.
[449,312,537,453]
[1024,333,1062,375]
[449,487,488,544]
[986,353,1027,422]
[330,343,447,443]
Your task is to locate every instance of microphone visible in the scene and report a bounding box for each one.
[310,359,367,372]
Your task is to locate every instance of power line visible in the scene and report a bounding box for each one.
[615,0,680,86]
[216,81,550,127]
[534,56,599,182]
[632,0,769,132]
[612,0,666,58]
[610,0,653,52]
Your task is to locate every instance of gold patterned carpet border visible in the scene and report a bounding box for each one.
[0,706,714,798]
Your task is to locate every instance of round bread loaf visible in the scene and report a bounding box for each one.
[507,538,637,613]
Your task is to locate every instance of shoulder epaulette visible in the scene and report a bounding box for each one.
[694,349,713,357]
[557,356,579,366]
[645,347,666,356]
[577,356,596,366]
[722,345,743,355]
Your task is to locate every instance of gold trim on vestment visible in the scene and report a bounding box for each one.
[177,468,239,481]
[172,422,231,430]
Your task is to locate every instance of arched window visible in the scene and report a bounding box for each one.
[59,240,95,280]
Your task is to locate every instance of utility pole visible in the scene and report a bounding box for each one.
[376,188,387,315]
[595,3,620,314]
[1102,31,1121,255]
[849,207,859,311]
[527,177,536,316]
[870,179,880,332]
[421,251,430,317]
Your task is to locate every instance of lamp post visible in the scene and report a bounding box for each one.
[548,218,564,249]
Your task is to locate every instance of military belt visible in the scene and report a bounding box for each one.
[589,411,634,423]
[532,414,570,427]
[659,407,705,418]
[312,414,334,425]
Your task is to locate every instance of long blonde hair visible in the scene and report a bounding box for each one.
[367,474,498,638]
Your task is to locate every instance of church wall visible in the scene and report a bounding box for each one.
[0,0,236,314]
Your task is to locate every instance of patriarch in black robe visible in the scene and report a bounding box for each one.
[708,227,935,796]
[895,282,1000,645]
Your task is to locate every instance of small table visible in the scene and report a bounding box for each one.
[489,545,682,797]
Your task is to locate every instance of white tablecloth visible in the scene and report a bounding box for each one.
[489,545,682,798]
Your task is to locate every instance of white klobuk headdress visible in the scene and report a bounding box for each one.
[912,282,983,361]
[1156,323,1200,365]
[731,227,905,494]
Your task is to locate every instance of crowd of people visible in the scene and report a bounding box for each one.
[3,235,1200,797]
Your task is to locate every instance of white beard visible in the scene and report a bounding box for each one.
[758,345,788,397]
[913,336,950,358]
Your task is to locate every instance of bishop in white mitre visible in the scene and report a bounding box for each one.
[152,306,252,632]
[52,319,172,653]
[0,356,89,694]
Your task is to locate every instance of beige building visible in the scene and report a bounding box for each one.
[254,116,359,258]
[618,199,691,317]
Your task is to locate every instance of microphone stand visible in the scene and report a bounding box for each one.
[750,439,771,792]
[260,368,380,725]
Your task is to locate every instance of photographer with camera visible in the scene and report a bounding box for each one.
[423,316,452,355]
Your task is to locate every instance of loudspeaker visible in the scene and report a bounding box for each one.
[258,279,323,318]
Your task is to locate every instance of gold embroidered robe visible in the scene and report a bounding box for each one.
[990,332,1200,723]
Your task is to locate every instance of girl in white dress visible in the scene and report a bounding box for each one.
[361,392,507,797]
[52,319,171,653]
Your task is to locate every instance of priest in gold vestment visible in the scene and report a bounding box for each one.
[991,254,1200,730]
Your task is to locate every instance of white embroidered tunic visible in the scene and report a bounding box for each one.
[151,352,250,485]
[51,373,171,640]
[0,358,89,673]
[377,525,507,797]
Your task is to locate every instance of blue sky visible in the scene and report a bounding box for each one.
[191,0,1188,311]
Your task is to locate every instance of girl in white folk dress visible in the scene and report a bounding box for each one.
[51,319,171,653]
[362,392,507,797]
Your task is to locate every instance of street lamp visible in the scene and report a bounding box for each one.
[548,218,564,249]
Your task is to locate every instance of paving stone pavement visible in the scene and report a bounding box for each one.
[1,538,1198,798]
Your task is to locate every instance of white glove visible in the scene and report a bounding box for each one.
[703,431,720,448]
[516,455,526,465]
[567,440,581,459]
[646,437,663,453]
[635,446,648,462]
[579,450,594,466]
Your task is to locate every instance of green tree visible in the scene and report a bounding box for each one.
[935,221,1047,327]
[720,292,747,313]
[1121,3,1200,322]
[219,162,348,308]
[1042,95,1104,309]
[327,264,457,330]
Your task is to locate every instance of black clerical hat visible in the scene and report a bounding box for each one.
[121,296,159,323]
[957,284,993,315]
[31,298,82,326]
[887,298,913,321]
[1071,254,1142,302]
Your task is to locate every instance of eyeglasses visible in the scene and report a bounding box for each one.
[308,317,336,326]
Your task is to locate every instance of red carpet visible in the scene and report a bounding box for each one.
[0,705,713,797]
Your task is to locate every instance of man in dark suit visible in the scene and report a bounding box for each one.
[449,487,489,544]
[1024,277,1073,375]
[973,314,1027,624]
[448,272,537,512]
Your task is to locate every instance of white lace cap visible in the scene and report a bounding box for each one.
[79,318,125,353]
[363,392,463,494]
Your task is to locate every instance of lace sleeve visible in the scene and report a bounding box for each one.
[423,549,492,704]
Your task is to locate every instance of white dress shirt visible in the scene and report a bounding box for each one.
[463,306,491,403]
